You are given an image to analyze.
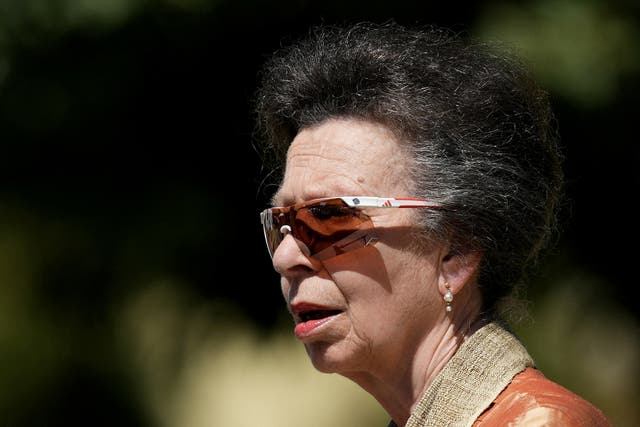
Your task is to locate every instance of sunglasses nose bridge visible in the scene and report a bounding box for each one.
[263,209,300,259]
[280,224,292,235]
[280,210,314,258]
[271,225,312,263]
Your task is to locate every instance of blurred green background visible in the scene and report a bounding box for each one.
[0,0,638,426]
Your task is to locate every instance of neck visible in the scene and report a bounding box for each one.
[343,284,486,426]
[344,294,484,426]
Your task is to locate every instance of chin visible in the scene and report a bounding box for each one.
[305,341,362,374]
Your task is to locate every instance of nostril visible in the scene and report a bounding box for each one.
[280,225,292,235]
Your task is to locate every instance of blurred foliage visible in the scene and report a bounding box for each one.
[476,0,640,108]
[0,0,638,426]
[0,202,148,425]
[0,0,214,41]
[515,253,640,427]
[118,283,389,426]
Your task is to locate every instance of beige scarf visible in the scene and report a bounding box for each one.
[389,321,534,427]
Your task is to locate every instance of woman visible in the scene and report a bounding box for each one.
[254,21,612,426]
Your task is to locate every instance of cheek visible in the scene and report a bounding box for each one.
[325,267,389,348]
[323,244,439,328]
[322,245,391,295]
[325,259,428,354]
[322,246,394,325]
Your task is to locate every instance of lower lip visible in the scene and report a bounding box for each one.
[294,315,339,339]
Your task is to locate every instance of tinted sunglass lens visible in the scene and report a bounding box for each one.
[262,198,374,259]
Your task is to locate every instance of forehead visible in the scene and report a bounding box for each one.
[275,118,411,204]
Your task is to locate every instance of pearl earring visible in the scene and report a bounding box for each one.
[444,282,453,313]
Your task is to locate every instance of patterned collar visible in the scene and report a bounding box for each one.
[388,321,534,427]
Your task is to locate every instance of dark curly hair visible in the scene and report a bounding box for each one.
[253,21,564,321]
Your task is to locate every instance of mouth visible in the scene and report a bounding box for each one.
[291,303,343,339]
[298,309,342,322]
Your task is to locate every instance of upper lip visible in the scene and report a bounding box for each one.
[291,302,329,316]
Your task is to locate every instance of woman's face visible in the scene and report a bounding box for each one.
[271,118,447,378]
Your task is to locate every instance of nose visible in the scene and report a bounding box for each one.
[272,228,320,275]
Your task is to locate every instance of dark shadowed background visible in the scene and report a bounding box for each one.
[1,1,638,426]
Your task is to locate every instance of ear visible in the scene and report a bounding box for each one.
[438,248,483,296]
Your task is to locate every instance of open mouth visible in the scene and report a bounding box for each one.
[299,309,342,322]
[292,305,343,339]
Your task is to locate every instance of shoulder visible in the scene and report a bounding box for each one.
[474,367,612,427]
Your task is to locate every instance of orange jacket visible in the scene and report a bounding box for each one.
[474,367,612,426]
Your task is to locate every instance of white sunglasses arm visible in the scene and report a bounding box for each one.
[338,196,439,208]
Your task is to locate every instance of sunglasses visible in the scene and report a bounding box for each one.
[260,196,440,261]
